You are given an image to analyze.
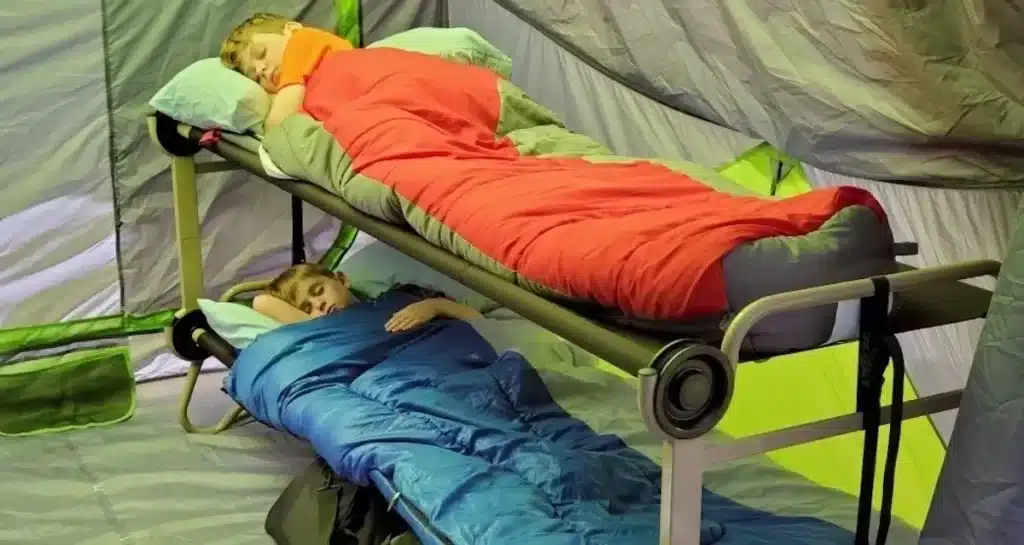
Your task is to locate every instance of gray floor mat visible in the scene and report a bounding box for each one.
[0,371,314,545]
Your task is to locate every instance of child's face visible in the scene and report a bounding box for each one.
[241,22,300,93]
[293,273,353,318]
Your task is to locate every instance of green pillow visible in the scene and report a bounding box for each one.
[198,298,283,348]
[368,27,512,79]
[149,58,271,135]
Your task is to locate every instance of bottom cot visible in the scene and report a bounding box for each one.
[0,373,314,545]
[198,303,921,545]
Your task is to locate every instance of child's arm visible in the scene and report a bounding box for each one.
[266,28,352,130]
[253,293,311,324]
[426,298,483,321]
[265,85,305,130]
[385,297,482,332]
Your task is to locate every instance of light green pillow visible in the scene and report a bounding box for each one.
[149,58,270,135]
[198,299,282,348]
[368,27,512,79]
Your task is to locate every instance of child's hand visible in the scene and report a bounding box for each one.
[385,300,441,332]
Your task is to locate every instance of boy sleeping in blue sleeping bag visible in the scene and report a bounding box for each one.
[227,263,853,545]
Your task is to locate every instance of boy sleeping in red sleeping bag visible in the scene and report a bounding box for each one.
[217,14,887,328]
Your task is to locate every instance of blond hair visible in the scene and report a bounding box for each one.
[266,263,339,306]
[220,12,291,71]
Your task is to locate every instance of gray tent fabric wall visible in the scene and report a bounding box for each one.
[362,0,448,43]
[0,0,447,379]
[920,198,1024,544]
[0,2,120,329]
[2,0,1021,537]
[490,0,1024,188]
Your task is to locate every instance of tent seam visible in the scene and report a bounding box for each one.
[98,0,129,320]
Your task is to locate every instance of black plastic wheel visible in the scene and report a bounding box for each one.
[153,112,201,157]
[651,342,735,440]
[166,309,214,361]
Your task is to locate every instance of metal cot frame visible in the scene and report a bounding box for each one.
[149,113,1000,545]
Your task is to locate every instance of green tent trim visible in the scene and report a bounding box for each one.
[320,224,361,271]
[334,0,362,47]
[0,309,174,357]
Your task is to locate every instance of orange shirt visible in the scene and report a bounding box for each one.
[277,28,353,90]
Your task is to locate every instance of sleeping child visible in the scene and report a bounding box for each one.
[254,262,482,332]
[220,13,513,130]
[220,13,354,128]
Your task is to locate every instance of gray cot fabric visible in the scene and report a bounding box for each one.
[920,203,1024,545]
[483,0,1024,188]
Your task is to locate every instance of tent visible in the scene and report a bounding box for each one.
[1,0,1021,542]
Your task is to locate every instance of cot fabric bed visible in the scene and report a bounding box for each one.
[150,112,998,545]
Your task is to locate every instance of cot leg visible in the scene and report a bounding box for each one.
[176,360,248,434]
[169,154,245,434]
[662,438,704,545]
[171,155,204,312]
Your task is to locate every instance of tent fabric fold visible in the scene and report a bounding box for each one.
[492,0,1024,188]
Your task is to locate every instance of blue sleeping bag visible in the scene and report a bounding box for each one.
[226,288,852,545]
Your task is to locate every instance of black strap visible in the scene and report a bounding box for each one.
[876,336,905,545]
[291,196,306,265]
[854,277,904,545]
